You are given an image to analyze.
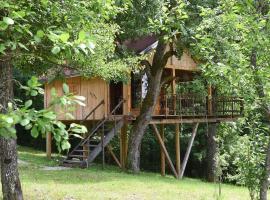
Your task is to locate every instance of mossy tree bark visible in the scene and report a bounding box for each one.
[128,40,175,172]
[0,56,23,200]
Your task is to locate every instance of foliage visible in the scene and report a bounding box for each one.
[0,0,136,82]
[217,112,268,200]
[189,1,270,199]
[0,77,87,152]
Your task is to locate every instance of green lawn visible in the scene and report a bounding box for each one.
[0,146,250,200]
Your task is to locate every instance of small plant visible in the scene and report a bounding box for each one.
[0,76,87,152]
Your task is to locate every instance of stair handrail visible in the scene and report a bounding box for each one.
[82,98,125,143]
[80,99,105,124]
[110,98,126,116]
[67,99,125,158]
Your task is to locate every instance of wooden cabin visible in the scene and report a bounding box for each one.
[44,36,244,178]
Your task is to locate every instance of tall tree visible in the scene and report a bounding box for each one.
[0,1,129,199]
[117,0,219,172]
[191,0,270,198]
[117,0,191,172]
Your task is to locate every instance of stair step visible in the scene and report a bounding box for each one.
[62,159,87,168]
[74,150,89,152]
[80,144,98,147]
[69,155,88,158]
[63,159,84,164]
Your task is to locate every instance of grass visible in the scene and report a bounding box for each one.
[0,146,251,200]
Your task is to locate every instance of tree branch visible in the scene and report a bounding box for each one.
[140,60,152,77]
[161,76,179,87]
[161,50,177,67]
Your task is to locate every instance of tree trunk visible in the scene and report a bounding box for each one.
[128,41,171,172]
[206,123,218,182]
[0,57,23,200]
[260,138,270,200]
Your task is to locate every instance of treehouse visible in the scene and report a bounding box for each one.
[44,36,244,178]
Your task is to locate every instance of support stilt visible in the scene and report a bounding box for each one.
[152,124,178,178]
[160,124,165,176]
[107,145,121,168]
[180,123,199,179]
[120,124,128,169]
[46,132,52,159]
[175,123,181,178]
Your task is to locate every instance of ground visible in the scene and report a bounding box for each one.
[0,147,251,200]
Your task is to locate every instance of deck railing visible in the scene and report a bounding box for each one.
[159,94,244,118]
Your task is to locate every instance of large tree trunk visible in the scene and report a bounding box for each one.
[128,41,171,172]
[206,123,218,182]
[0,57,23,200]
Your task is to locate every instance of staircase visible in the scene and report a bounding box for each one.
[62,99,125,168]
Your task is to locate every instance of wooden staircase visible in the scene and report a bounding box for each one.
[62,99,125,168]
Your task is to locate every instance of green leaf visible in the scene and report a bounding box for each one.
[60,32,70,43]
[54,133,61,142]
[3,17,14,25]
[72,133,83,139]
[74,95,86,101]
[18,43,29,51]
[31,126,39,138]
[20,119,30,126]
[25,100,32,108]
[51,46,61,54]
[6,117,14,124]
[61,140,71,150]
[65,113,74,120]
[63,83,69,94]
[0,21,8,30]
[0,44,6,53]
[30,90,38,96]
[36,30,45,38]
[78,30,86,41]
[43,112,56,120]
[7,127,17,138]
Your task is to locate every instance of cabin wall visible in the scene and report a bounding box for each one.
[44,77,108,121]
[123,83,131,115]
[147,46,198,72]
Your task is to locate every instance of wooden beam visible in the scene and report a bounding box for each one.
[150,117,239,124]
[107,145,121,168]
[46,132,52,159]
[160,124,165,176]
[180,123,199,179]
[175,124,181,178]
[172,68,176,115]
[151,124,178,178]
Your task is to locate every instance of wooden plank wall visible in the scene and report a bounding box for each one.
[123,83,131,115]
[147,45,198,71]
[44,77,108,121]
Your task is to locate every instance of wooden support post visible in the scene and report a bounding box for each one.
[172,68,176,115]
[160,124,166,176]
[175,123,181,178]
[120,124,128,169]
[180,123,199,179]
[46,132,52,159]
[151,124,178,178]
[107,145,121,168]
